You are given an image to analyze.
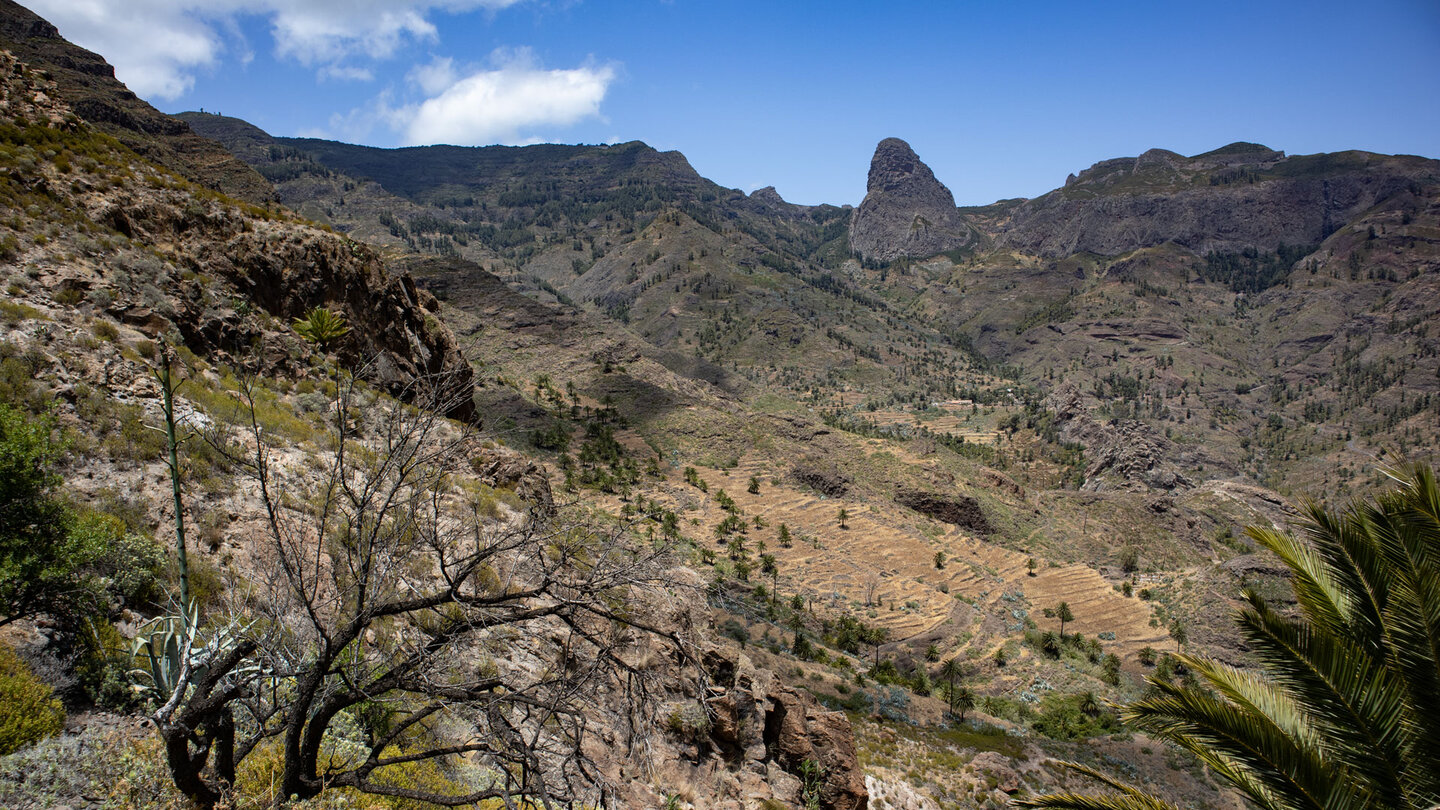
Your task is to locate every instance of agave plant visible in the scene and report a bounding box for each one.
[130,602,198,705]
[130,601,258,716]
[292,306,350,351]
[1019,464,1440,810]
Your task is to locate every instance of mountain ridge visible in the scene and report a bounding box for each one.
[1,5,1437,806]
[181,111,1440,498]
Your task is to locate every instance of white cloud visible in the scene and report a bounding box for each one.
[25,0,525,100]
[28,0,222,99]
[407,57,458,96]
[320,65,375,82]
[398,50,616,146]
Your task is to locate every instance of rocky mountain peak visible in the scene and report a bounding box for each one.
[866,137,939,194]
[849,137,970,262]
[750,185,785,206]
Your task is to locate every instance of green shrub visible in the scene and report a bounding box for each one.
[0,646,64,755]
[1029,692,1121,740]
[0,404,95,624]
[90,320,119,342]
[75,619,140,711]
[0,300,39,326]
[0,728,190,809]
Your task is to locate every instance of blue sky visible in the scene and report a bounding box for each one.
[28,0,1440,206]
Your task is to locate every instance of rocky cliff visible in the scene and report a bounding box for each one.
[849,137,971,262]
[997,143,1440,257]
[0,41,474,418]
[0,0,272,203]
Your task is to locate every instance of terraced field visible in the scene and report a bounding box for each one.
[654,454,1170,667]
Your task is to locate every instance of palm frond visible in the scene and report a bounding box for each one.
[1183,655,1321,755]
[1236,591,1409,807]
[1361,464,1440,804]
[1123,675,1364,810]
[1247,522,1355,640]
[1025,467,1440,810]
[1012,761,1185,810]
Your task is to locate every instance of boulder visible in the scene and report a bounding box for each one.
[969,751,1022,794]
[790,463,850,497]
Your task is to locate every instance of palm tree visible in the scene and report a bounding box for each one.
[760,553,779,604]
[1019,464,1440,810]
[953,686,976,723]
[1056,601,1074,638]
[865,624,888,668]
[939,657,963,715]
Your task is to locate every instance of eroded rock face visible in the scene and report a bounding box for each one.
[1045,382,1192,492]
[215,226,475,420]
[999,144,1440,257]
[790,463,851,498]
[73,183,477,420]
[895,491,992,534]
[702,650,868,810]
[849,138,970,262]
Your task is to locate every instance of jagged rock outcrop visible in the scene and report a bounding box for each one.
[82,186,476,419]
[0,49,67,124]
[701,650,868,810]
[849,137,971,261]
[749,185,786,207]
[215,227,475,419]
[999,143,1440,257]
[471,448,554,514]
[1045,382,1193,492]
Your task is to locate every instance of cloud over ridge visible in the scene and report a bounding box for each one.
[400,50,615,146]
[27,0,524,100]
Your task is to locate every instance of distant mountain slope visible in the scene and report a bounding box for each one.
[180,113,1002,410]
[184,113,1440,500]
[995,142,1440,257]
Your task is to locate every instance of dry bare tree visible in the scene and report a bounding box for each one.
[143,364,693,809]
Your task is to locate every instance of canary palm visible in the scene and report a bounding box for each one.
[939,656,963,715]
[1019,464,1440,810]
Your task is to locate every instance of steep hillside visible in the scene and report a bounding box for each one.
[2,3,1437,807]
[190,119,1440,502]
[866,190,1440,497]
[0,26,885,810]
[0,0,271,203]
